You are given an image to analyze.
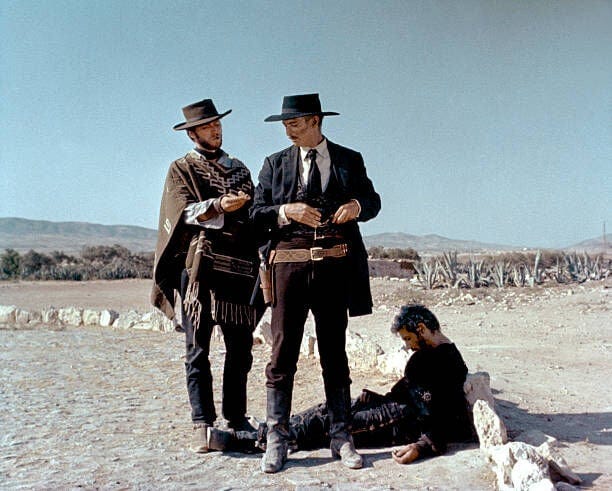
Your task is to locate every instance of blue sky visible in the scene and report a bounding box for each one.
[1,0,610,248]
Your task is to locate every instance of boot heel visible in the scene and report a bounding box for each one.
[330,438,363,469]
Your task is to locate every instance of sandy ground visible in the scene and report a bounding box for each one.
[1,278,611,490]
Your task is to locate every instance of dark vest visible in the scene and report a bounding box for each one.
[278,162,349,247]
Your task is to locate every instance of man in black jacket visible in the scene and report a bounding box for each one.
[207,305,474,464]
[250,93,381,473]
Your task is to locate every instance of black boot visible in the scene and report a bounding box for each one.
[207,426,261,453]
[326,385,363,469]
[261,388,292,473]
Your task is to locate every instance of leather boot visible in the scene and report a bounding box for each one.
[326,386,363,469]
[191,423,210,453]
[207,426,259,452]
[261,388,292,473]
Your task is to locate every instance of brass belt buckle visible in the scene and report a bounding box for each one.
[310,246,324,261]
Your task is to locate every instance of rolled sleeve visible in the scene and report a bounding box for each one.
[183,199,225,229]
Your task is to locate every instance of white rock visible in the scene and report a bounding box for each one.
[538,442,582,485]
[139,310,174,332]
[83,309,101,326]
[300,334,317,358]
[488,442,550,491]
[15,309,31,325]
[42,308,59,324]
[99,309,119,327]
[58,307,83,326]
[28,310,42,324]
[377,348,409,376]
[0,305,18,324]
[511,459,552,490]
[113,310,141,329]
[473,399,507,449]
[346,331,384,370]
[464,372,495,409]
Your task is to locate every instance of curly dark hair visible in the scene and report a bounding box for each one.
[390,305,440,335]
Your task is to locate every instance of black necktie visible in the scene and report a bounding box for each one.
[306,149,321,196]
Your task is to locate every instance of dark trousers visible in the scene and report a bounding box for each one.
[289,398,421,450]
[265,256,351,392]
[180,270,254,425]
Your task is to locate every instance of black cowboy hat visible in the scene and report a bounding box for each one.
[264,93,339,122]
[173,99,232,131]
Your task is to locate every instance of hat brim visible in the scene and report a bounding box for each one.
[264,111,339,122]
[173,109,232,131]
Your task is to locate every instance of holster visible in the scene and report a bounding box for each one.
[259,250,275,305]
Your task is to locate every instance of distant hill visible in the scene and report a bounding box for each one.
[563,234,611,253]
[362,232,518,253]
[0,217,157,254]
[0,218,608,255]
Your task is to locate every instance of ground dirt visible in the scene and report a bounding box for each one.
[1,278,610,490]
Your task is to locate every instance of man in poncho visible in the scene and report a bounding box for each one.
[151,99,261,453]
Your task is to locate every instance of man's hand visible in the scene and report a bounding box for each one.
[220,191,251,213]
[391,444,420,465]
[284,202,322,228]
[331,200,360,224]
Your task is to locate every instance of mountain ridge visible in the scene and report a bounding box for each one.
[0,217,608,255]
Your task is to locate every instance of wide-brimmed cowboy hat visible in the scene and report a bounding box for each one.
[264,93,339,122]
[173,99,232,131]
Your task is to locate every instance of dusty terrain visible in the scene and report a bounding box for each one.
[1,278,610,490]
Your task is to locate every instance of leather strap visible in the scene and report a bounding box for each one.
[272,244,348,263]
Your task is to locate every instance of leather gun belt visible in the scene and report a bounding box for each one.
[272,244,348,263]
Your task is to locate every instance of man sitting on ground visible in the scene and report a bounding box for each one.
[207,305,475,464]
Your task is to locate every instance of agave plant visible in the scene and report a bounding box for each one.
[525,250,542,286]
[414,258,440,290]
[491,260,508,288]
[439,251,460,288]
[462,257,486,288]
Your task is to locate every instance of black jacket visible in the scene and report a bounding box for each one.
[250,140,381,316]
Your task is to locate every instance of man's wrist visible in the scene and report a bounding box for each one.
[278,204,291,226]
[214,197,225,214]
[351,199,362,217]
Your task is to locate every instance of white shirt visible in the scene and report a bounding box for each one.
[278,138,360,225]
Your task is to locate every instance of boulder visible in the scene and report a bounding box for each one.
[99,309,119,327]
[42,308,59,324]
[0,305,18,324]
[487,442,551,491]
[58,307,83,326]
[83,309,101,326]
[15,309,31,325]
[376,348,409,376]
[137,311,174,332]
[300,334,317,358]
[515,430,581,486]
[464,371,495,409]
[473,399,507,449]
[346,331,384,370]
[113,310,141,329]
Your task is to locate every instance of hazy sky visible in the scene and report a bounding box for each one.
[1,0,610,248]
